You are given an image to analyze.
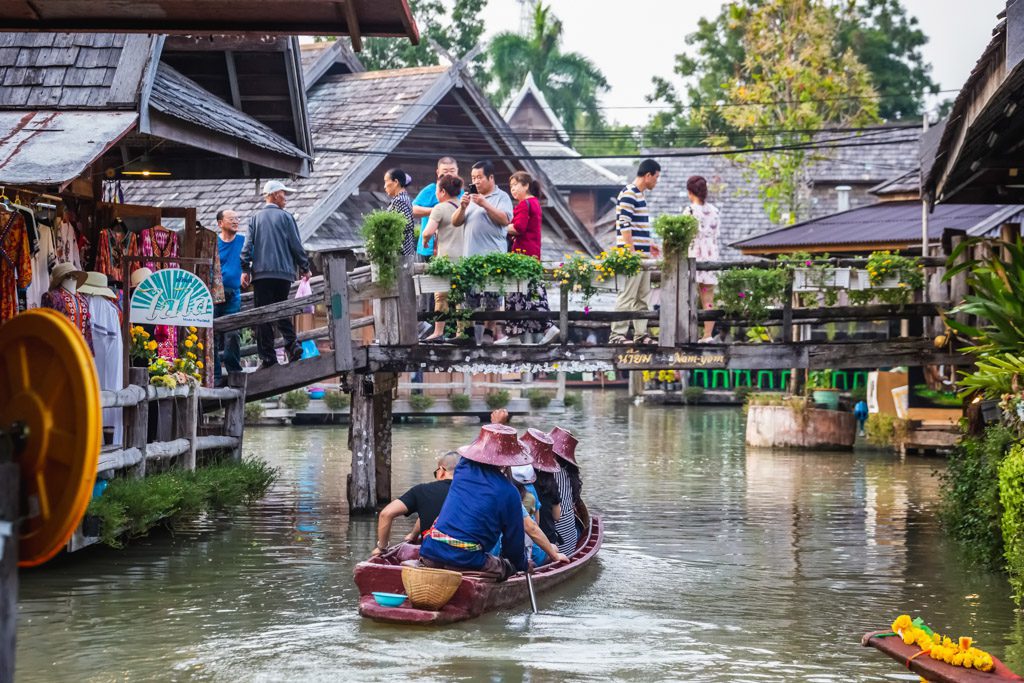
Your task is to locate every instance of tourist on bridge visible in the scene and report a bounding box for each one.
[371,451,459,556]
[240,180,312,370]
[685,175,722,343]
[452,160,514,345]
[419,424,530,581]
[609,159,661,345]
[214,208,244,384]
[412,156,460,258]
[383,168,417,256]
[421,173,465,342]
[496,171,560,346]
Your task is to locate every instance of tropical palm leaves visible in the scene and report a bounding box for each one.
[945,237,1024,354]
[958,353,1024,398]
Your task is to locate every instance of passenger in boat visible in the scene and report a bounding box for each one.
[516,431,571,566]
[419,424,531,581]
[549,426,582,557]
[371,451,459,557]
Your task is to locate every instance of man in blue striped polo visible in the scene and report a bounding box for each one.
[609,159,661,344]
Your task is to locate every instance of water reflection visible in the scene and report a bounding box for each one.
[15,393,1020,682]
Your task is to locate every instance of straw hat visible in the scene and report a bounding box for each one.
[130,267,153,289]
[547,426,579,466]
[457,424,531,468]
[48,262,87,292]
[520,427,561,473]
[79,271,117,299]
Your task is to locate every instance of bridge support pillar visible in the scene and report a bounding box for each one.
[347,372,396,514]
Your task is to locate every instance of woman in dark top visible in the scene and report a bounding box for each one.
[384,167,416,256]
[497,171,559,345]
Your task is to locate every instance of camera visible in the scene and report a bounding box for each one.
[467,183,478,195]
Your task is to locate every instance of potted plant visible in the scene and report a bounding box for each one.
[807,369,840,410]
[593,246,643,291]
[554,253,600,304]
[129,325,158,368]
[715,266,788,326]
[360,210,406,287]
[480,252,544,293]
[849,251,923,305]
[653,213,699,257]
[419,255,456,295]
[781,251,850,302]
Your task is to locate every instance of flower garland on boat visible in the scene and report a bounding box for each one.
[890,614,994,672]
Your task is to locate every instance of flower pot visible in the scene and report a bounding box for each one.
[592,274,626,291]
[876,275,901,288]
[484,278,529,294]
[811,388,841,411]
[793,267,851,292]
[414,275,452,296]
[849,269,871,290]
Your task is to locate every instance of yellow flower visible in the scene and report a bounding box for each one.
[187,352,196,360]
[892,615,912,631]
[189,326,197,333]
[147,340,158,351]
[197,342,204,350]
[196,361,204,369]
[184,340,193,348]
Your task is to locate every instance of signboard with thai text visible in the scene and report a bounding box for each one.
[613,348,727,370]
[129,268,214,328]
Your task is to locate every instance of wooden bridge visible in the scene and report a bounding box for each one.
[210,249,969,513]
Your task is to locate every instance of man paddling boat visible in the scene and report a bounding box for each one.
[419,424,531,582]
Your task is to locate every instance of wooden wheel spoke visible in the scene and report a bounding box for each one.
[33,471,52,521]
[4,340,29,396]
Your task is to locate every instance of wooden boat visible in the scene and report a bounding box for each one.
[862,631,1023,682]
[354,512,603,625]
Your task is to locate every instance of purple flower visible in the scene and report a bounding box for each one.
[583,306,591,315]
[805,260,812,266]
[738,291,746,299]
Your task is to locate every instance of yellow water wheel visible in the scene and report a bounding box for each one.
[0,309,101,567]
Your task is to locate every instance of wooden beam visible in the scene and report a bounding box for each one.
[244,352,340,401]
[326,253,355,372]
[215,291,320,333]
[344,0,364,52]
[108,34,158,106]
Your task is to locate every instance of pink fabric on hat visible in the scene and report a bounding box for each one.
[456,423,532,467]
[520,427,561,473]
[548,426,579,466]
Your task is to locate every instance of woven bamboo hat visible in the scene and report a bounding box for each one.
[457,424,531,467]
[79,272,117,300]
[548,426,579,466]
[48,262,87,292]
[520,427,561,473]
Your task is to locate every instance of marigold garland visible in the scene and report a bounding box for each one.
[890,614,994,672]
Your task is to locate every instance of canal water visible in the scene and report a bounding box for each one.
[16,392,1024,682]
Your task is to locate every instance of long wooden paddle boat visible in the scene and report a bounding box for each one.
[355,512,603,625]
[862,631,1023,682]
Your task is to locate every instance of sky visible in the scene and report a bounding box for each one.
[479,0,1006,126]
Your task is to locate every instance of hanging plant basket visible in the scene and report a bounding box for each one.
[792,267,851,292]
[851,270,900,289]
[414,275,452,296]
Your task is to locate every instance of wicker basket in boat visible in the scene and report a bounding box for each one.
[401,566,463,610]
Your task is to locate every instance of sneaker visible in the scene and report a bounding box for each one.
[538,326,560,345]
[494,335,521,345]
[288,345,304,363]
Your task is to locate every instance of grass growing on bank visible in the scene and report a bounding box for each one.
[86,459,277,548]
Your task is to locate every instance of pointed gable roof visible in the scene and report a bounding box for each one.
[502,72,570,145]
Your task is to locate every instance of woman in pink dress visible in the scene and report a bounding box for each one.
[685,175,721,342]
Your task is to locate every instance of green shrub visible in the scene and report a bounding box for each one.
[563,392,582,409]
[527,389,554,410]
[86,459,277,548]
[449,393,472,411]
[715,267,788,325]
[484,390,510,410]
[244,402,264,424]
[323,390,350,411]
[361,210,407,288]
[1000,443,1024,603]
[683,386,705,404]
[653,213,699,256]
[733,385,755,401]
[940,424,1015,569]
[408,393,436,411]
[864,413,908,448]
[282,389,310,410]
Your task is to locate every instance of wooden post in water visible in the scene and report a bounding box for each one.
[126,367,149,478]
[347,372,397,513]
[224,373,248,461]
[658,255,697,347]
[181,387,199,471]
[0,460,16,683]
[324,252,354,373]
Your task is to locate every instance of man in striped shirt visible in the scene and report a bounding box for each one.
[610,159,661,344]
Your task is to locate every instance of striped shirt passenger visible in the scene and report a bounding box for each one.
[615,183,652,254]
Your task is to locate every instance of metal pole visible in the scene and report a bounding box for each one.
[922,108,930,258]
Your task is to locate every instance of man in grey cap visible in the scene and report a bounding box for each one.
[241,180,312,369]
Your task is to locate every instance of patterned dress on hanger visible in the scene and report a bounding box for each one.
[41,287,92,352]
[95,228,137,285]
[0,209,32,323]
[132,227,180,358]
[54,219,82,269]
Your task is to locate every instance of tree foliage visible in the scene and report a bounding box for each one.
[715,0,881,224]
[359,0,489,83]
[648,0,937,148]
[486,3,608,137]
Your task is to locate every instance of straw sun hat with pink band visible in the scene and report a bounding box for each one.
[456,424,532,468]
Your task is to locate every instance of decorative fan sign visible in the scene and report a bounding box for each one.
[129,268,214,328]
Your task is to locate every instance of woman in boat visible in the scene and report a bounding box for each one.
[549,426,582,557]
[419,424,531,581]
[517,430,572,566]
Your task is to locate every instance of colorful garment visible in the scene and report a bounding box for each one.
[25,223,54,309]
[554,467,578,556]
[41,287,92,352]
[87,294,123,444]
[686,202,721,286]
[54,219,81,269]
[131,227,179,357]
[0,209,32,323]
[94,228,137,285]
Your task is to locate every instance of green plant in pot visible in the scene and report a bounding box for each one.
[361,210,406,288]
[653,213,699,256]
[807,369,840,410]
[715,266,788,326]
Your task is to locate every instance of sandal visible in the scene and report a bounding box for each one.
[637,334,658,345]
[608,334,630,345]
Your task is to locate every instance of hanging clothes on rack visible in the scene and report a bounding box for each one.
[0,206,32,323]
[54,214,82,269]
[24,220,55,309]
[82,273,123,444]
[131,225,179,358]
[193,223,224,387]
[95,222,137,285]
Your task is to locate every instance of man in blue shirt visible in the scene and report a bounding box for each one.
[412,155,459,257]
[419,424,530,581]
[215,208,244,384]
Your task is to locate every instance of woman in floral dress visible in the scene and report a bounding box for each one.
[685,175,721,341]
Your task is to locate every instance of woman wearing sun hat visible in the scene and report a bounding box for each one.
[419,424,531,581]
[518,429,571,567]
[548,426,582,557]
